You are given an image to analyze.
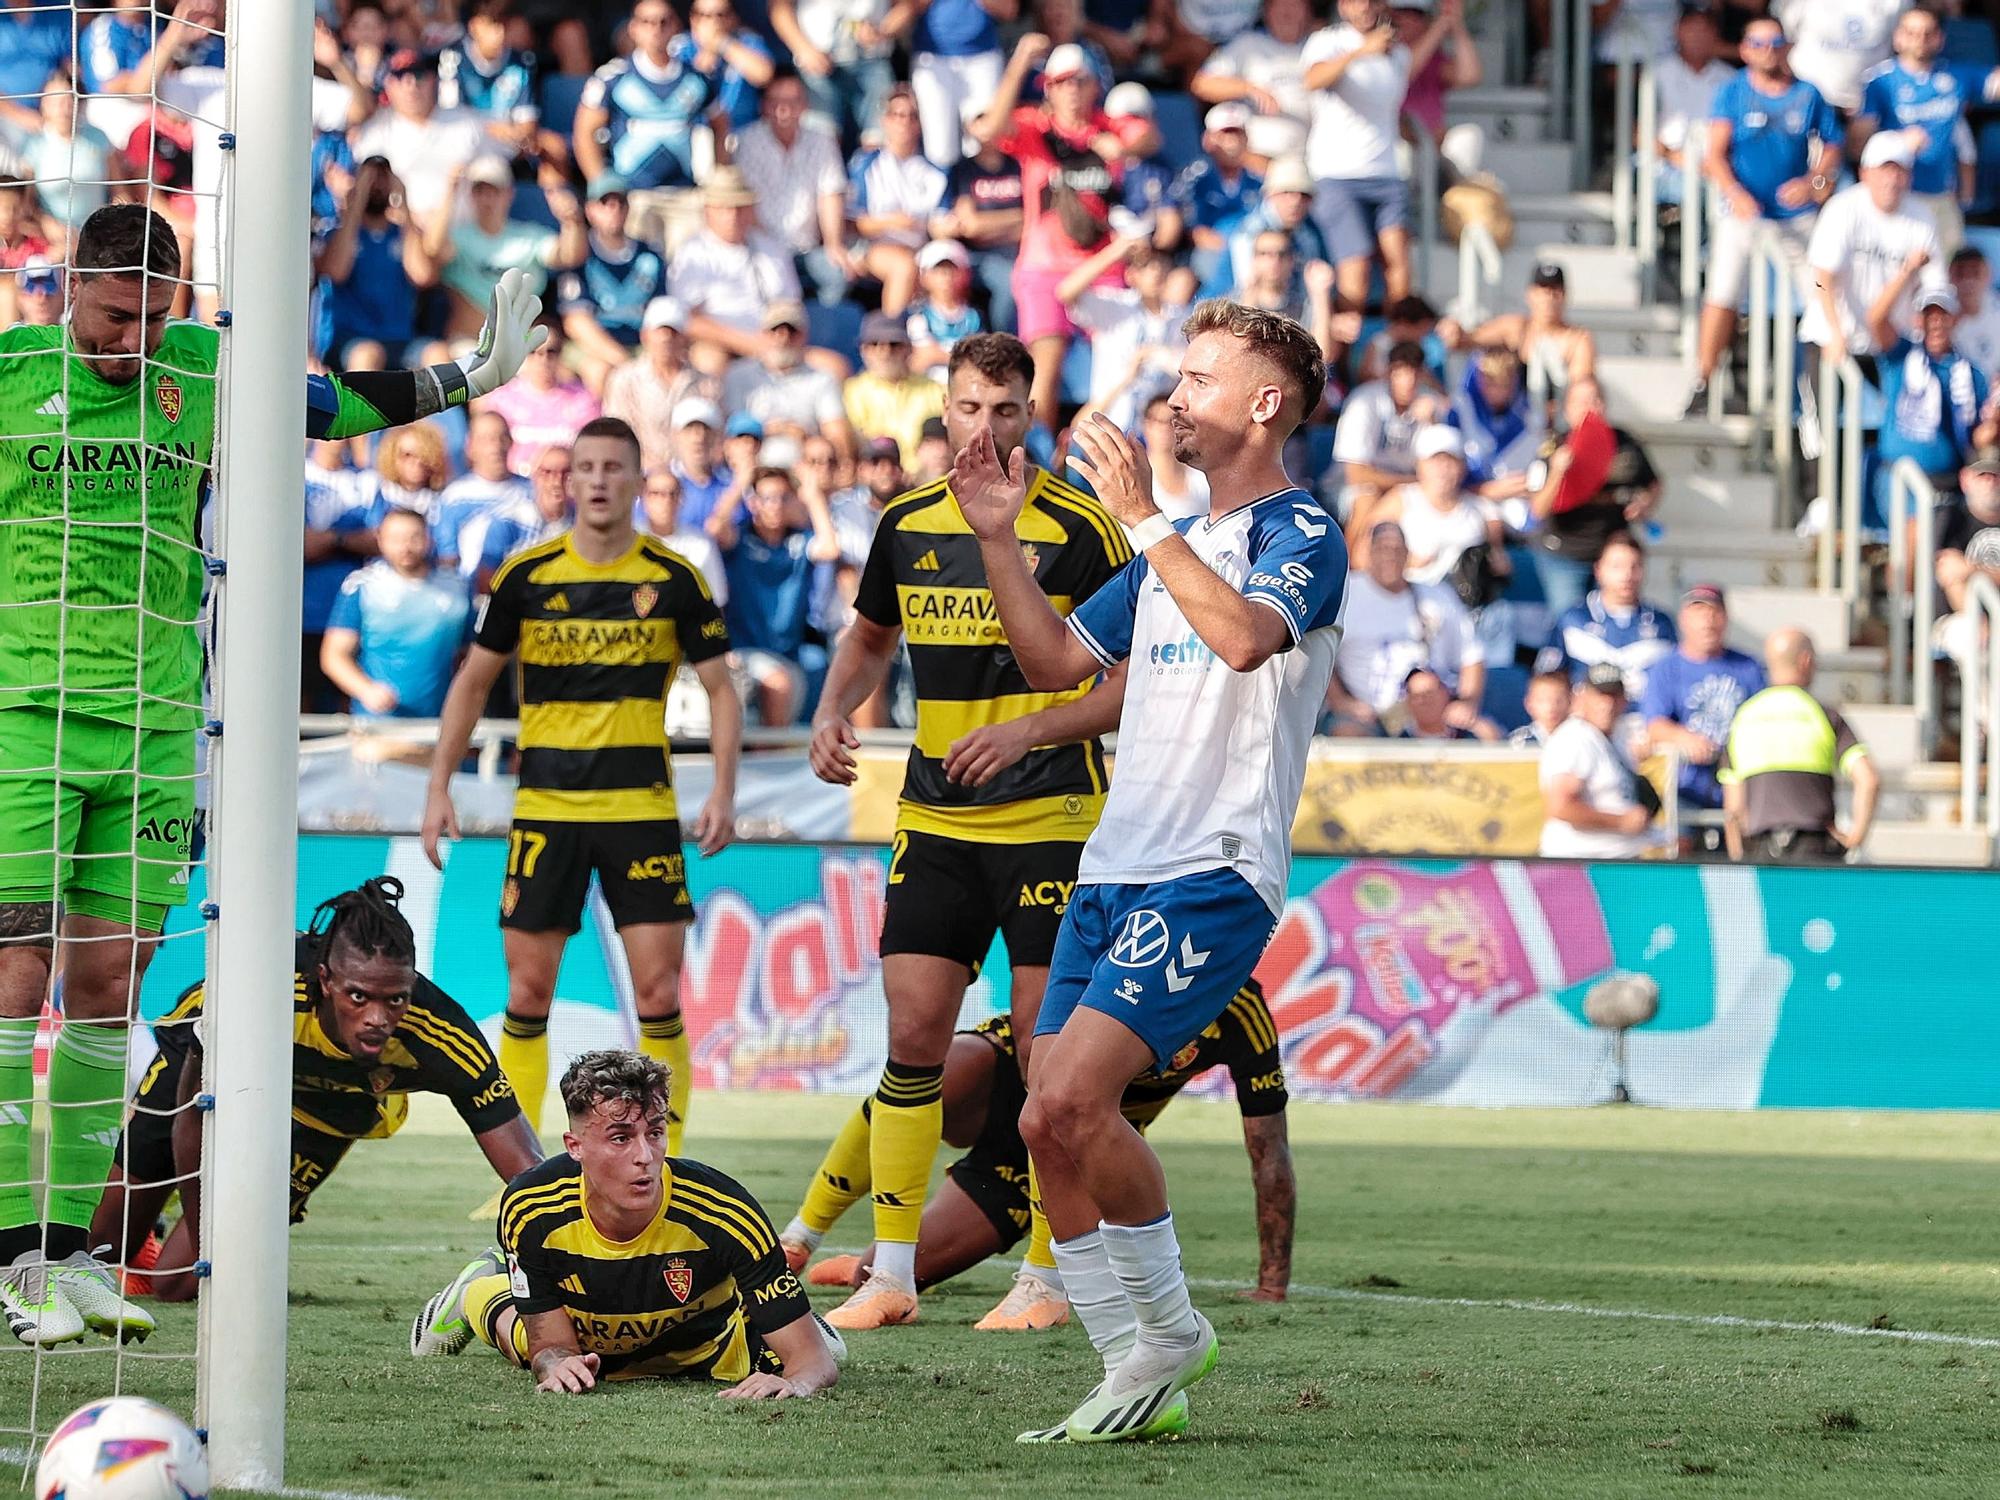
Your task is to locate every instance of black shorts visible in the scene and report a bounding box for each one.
[500,818,693,933]
[878,830,1080,973]
[118,1038,353,1225]
[945,1153,1032,1250]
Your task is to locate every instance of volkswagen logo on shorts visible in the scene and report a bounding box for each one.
[1110,910,1171,968]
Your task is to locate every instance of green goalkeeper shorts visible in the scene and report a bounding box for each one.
[0,707,195,933]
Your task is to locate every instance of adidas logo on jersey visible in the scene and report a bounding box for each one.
[559,1274,586,1296]
[913,549,940,572]
[544,592,570,613]
[36,393,67,418]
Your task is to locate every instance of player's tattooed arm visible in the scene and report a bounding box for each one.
[526,1311,601,1394]
[1241,1111,1295,1302]
[0,901,56,950]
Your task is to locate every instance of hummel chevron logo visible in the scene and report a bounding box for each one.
[36,393,67,418]
[1164,935,1211,994]
[913,549,941,571]
[1292,507,1327,539]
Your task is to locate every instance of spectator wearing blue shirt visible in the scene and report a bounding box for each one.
[1853,8,1993,255]
[1538,532,1678,709]
[321,508,475,720]
[1687,17,1840,417]
[716,466,842,725]
[77,0,225,154]
[573,0,732,226]
[1867,282,1999,523]
[0,0,72,135]
[437,0,540,151]
[678,0,775,131]
[668,397,739,530]
[302,449,387,713]
[316,156,424,371]
[22,67,115,232]
[434,412,536,589]
[1177,103,1264,294]
[1640,585,1766,815]
[418,155,587,340]
[908,0,1004,167]
[906,239,984,379]
[557,175,669,394]
[1222,156,1332,303]
[848,85,950,317]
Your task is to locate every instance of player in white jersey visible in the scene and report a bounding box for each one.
[953,300,1346,1444]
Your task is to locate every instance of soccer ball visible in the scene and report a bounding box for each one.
[35,1398,208,1500]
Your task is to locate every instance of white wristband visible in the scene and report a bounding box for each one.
[1129,513,1176,552]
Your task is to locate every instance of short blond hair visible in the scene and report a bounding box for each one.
[1180,299,1326,434]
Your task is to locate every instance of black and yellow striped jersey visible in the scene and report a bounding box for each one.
[152,936,521,1143]
[853,467,1133,844]
[964,981,1287,1170]
[498,1152,810,1383]
[475,533,730,824]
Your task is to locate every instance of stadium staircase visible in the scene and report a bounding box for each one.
[1425,21,1990,866]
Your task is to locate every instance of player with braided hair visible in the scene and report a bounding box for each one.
[85,877,543,1313]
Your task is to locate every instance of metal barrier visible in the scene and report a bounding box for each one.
[1744,222,1798,505]
[1679,120,1710,386]
[1815,353,1865,602]
[1608,54,1661,302]
[1457,218,1503,327]
[1884,458,1939,744]
[1566,0,1592,189]
[1961,572,2000,843]
[1412,117,1440,308]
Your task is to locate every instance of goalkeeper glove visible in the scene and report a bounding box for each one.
[454,268,550,400]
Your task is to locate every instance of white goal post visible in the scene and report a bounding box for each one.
[197,0,315,1486]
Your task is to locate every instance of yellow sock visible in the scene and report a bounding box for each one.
[799,1098,874,1235]
[499,1011,550,1136]
[638,1015,691,1154]
[1024,1160,1057,1272]
[870,1061,944,1258]
[464,1274,530,1366]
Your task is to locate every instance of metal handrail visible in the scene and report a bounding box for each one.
[1884,458,1939,745]
[1680,120,1710,383]
[1568,0,1592,190]
[1611,51,1636,248]
[1411,116,1440,309]
[1635,59,1659,303]
[1960,572,2000,844]
[1457,218,1503,327]
[1815,352,1865,602]
[1744,221,1798,506]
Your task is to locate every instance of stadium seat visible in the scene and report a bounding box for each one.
[1947,17,1998,67]
[510,182,558,231]
[1151,91,1205,175]
[1973,122,2000,217]
[539,74,589,139]
[807,299,862,368]
[1061,335,1092,407]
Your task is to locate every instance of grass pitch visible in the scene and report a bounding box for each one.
[14,1096,2000,1498]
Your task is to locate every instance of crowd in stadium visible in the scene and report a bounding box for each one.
[2,0,1999,818]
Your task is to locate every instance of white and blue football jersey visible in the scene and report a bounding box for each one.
[1067,488,1347,915]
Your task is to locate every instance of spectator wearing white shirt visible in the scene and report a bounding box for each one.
[1367,424,1507,590]
[1539,664,1657,860]
[1652,8,1736,208]
[350,49,497,221]
[732,69,858,305]
[1299,0,1452,310]
[846,84,948,317]
[640,468,729,605]
[1192,0,1318,165]
[433,411,534,588]
[1057,229,1189,433]
[721,299,855,453]
[1801,130,1941,358]
[666,166,805,364]
[1333,341,1442,523]
[1324,520,1487,735]
[1775,0,1899,115]
[603,297,719,471]
[1949,245,2000,381]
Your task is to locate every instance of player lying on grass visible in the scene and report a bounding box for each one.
[780,985,1293,1329]
[412,1049,842,1399]
[91,878,542,1303]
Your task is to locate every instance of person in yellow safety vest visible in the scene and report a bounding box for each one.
[1719,627,1879,864]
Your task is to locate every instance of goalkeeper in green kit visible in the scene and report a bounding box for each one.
[0,204,549,1347]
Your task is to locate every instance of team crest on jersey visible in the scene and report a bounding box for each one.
[663,1257,693,1302]
[501,879,521,917]
[632,584,659,618]
[1020,542,1041,573]
[1168,1040,1201,1074]
[155,374,182,424]
[367,1066,396,1095]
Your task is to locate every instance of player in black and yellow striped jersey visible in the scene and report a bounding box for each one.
[421,418,743,1153]
[414,1050,841,1397]
[93,879,542,1302]
[786,982,1294,1327]
[807,333,1134,1330]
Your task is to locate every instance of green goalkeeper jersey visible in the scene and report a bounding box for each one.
[0,321,220,731]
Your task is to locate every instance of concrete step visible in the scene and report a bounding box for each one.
[1623,418,1766,479]
[1508,190,1616,248]
[1648,525,1814,592]
[1722,584,1851,655]
[1816,646,1893,708]
[1839,702,1922,769]
[1449,85,1555,144]
[1571,302,1683,359]
[1483,138,1575,196]
[1859,819,1991,867]
[1875,760,1962,827]
[1425,242,1644,313]
[1656,478,1784,536]
[1595,352,1703,424]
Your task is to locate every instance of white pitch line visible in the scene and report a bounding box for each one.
[1189,1277,2000,1351]
[1,1444,413,1500]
